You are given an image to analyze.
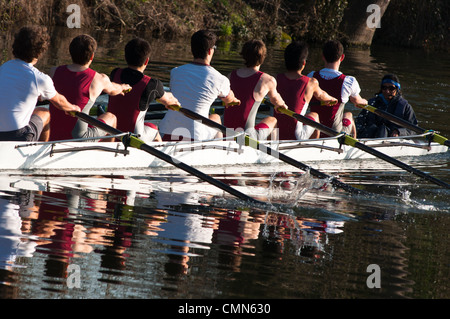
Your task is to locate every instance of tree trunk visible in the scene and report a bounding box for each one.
[340,0,391,46]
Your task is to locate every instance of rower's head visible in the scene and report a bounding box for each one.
[240,39,267,68]
[125,38,151,68]
[69,34,97,65]
[191,30,217,60]
[284,40,309,71]
[380,74,402,100]
[322,40,344,64]
[13,26,50,63]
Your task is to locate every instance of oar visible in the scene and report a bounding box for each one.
[72,111,265,205]
[356,104,450,147]
[277,107,450,189]
[168,105,367,196]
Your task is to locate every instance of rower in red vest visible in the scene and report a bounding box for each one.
[49,34,131,141]
[224,39,287,140]
[308,40,368,138]
[108,38,179,143]
[275,41,337,140]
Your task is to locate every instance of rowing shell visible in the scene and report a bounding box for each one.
[0,132,446,175]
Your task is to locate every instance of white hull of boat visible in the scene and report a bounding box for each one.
[0,134,447,175]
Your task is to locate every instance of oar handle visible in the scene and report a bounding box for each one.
[309,100,338,106]
[167,104,182,112]
[224,101,240,107]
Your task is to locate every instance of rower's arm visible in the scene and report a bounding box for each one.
[311,78,338,105]
[266,76,287,112]
[350,94,368,106]
[159,92,181,110]
[93,73,131,97]
[221,89,241,107]
[49,92,81,114]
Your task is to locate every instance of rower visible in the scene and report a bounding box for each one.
[158,29,240,142]
[49,34,131,141]
[307,40,368,138]
[275,40,338,140]
[0,26,80,142]
[223,39,287,140]
[107,38,180,143]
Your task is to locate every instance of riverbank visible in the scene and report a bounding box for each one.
[0,0,270,40]
[0,0,448,51]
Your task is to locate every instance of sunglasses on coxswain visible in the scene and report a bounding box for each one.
[381,85,397,92]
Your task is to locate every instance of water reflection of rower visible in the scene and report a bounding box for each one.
[152,191,215,275]
[263,212,344,259]
[212,209,264,272]
[0,194,38,269]
[0,191,38,298]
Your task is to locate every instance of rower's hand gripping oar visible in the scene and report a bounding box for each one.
[309,100,339,107]
[356,104,450,147]
[71,111,265,205]
[278,107,450,189]
[169,105,367,196]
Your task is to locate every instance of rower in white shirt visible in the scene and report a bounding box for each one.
[159,30,240,142]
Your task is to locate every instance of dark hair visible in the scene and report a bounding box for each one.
[12,26,50,63]
[191,30,217,60]
[69,34,97,65]
[240,39,267,67]
[284,40,309,71]
[322,40,344,63]
[125,38,151,67]
[379,74,402,95]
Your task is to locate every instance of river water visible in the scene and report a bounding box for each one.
[0,28,449,304]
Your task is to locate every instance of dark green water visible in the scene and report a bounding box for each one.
[0,28,449,304]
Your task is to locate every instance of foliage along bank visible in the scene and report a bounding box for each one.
[0,0,448,51]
